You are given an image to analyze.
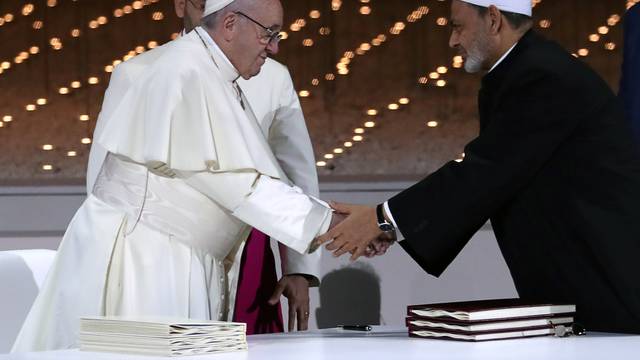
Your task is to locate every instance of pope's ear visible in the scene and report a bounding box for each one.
[221,12,239,40]
[174,0,186,19]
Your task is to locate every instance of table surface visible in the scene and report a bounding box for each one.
[2,327,640,360]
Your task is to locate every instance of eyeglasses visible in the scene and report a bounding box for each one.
[234,11,282,45]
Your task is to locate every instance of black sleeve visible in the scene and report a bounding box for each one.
[389,69,593,277]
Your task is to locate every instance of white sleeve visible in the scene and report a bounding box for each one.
[283,247,321,286]
[267,67,322,282]
[178,170,332,254]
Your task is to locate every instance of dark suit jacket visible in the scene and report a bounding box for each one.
[389,30,640,333]
[620,4,640,143]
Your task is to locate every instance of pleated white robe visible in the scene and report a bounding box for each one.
[11,28,331,353]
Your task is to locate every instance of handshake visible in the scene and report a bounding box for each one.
[311,202,397,261]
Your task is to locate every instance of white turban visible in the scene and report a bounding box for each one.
[460,0,532,17]
[203,0,236,17]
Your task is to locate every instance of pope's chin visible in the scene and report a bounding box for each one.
[243,60,266,80]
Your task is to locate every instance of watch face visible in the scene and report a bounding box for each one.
[379,223,394,232]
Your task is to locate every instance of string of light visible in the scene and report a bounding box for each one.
[0,0,160,81]
[315,61,453,168]
[316,0,549,168]
[313,1,459,167]
[0,1,45,31]
[573,14,623,57]
[0,1,61,78]
[0,1,166,131]
[281,0,366,49]
[296,4,435,100]
[572,0,637,57]
[281,9,328,48]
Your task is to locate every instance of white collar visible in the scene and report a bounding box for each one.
[193,26,240,82]
[488,42,518,73]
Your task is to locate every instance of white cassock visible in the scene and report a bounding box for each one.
[86,33,321,285]
[12,27,330,352]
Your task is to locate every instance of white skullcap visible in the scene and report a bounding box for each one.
[460,0,532,17]
[203,0,236,17]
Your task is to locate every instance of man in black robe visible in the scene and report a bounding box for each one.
[620,3,640,146]
[316,0,640,333]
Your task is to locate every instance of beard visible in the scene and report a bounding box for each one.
[463,32,491,73]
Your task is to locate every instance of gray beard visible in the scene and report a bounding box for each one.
[464,55,485,73]
[463,35,490,74]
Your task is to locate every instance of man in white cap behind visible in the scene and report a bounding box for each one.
[316,0,640,333]
[84,0,321,335]
[176,0,323,335]
[13,0,344,352]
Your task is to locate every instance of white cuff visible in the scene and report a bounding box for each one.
[383,201,405,241]
[283,247,321,287]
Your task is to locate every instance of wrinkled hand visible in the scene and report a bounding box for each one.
[364,231,396,258]
[268,274,310,331]
[314,202,384,261]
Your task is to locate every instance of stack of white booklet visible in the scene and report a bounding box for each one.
[79,316,247,356]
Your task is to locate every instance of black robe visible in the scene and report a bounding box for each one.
[388,30,640,333]
[620,4,640,144]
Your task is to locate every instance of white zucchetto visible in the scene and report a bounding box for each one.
[203,0,236,18]
[460,0,532,17]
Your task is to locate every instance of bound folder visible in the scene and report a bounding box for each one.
[406,316,574,332]
[79,316,248,356]
[407,298,575,321]
[406,299,577,342]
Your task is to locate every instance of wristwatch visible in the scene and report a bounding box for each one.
[376,204,395,232]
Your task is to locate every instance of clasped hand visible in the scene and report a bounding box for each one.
[314,202,396,261]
